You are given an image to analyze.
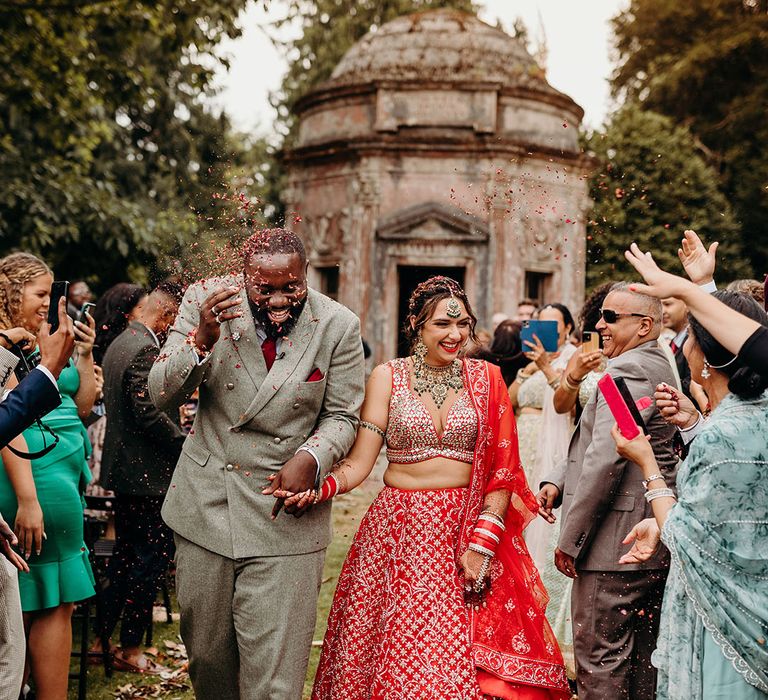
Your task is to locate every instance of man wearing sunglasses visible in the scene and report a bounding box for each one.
[538,282,679,700]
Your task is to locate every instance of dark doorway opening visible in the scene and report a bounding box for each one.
[397,265,465,358]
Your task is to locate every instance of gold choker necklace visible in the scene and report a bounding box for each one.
[412,342,463,408]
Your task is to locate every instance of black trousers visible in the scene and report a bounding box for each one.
[100,494,174,648]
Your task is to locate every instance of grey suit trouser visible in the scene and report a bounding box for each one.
[175,534,325,700]
[0,557,24,700]
[572,569,667,700]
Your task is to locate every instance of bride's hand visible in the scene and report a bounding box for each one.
[459,550,491,609]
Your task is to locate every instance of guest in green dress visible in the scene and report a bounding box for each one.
[611,290,768,700]
[0,252,97,700]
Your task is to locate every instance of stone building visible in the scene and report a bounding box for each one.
[285,9,592,362]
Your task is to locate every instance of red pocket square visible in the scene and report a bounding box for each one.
[306,368,324,382]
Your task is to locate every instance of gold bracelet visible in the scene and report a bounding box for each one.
[562,374,580,392]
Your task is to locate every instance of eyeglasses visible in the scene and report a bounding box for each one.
[599,309,649,324]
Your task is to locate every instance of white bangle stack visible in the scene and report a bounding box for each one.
[644,487,676,503]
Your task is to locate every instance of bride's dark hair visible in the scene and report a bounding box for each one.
[404,276,478,350]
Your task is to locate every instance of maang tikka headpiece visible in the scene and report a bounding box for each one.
[445,295,461,319]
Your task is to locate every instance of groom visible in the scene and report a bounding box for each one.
[149,229,365,700]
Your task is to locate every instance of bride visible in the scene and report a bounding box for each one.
[275,276,570,700]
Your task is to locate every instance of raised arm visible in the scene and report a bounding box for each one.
[625,243,763,363]
[149,282,242,410]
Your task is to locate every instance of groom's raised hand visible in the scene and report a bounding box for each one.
[194,286,243,352]
[263,450,318,519]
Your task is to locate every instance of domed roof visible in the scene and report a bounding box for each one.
[328,9,552,92]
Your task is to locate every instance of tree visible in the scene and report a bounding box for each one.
[585,108,748,288]
[0,0,254,287]
[611,0,768,276]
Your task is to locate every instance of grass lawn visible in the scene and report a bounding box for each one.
[68,470,381,700]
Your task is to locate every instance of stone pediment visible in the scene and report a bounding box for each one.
[376,201,489,243]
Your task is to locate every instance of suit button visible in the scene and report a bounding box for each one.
[274,437,281,444]
[293,403,300,409]
[225,463,234,472]
[226,382,235,390]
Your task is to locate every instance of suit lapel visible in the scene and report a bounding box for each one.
[233,291,319,427]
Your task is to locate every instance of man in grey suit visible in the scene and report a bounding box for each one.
[99,282,185,672]
[149,229,365,700]
[538,283,678,700]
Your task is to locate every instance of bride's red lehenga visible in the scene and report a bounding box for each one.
[312,358,570,700]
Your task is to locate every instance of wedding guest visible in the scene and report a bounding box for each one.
[611,290,768,700]
[97,282,185,673]
[0,253,97,700]
[88,283,148,492]
[468,319,527,386]
[538,283,678,700]
[507,303,578,662]
[625,241,768,375]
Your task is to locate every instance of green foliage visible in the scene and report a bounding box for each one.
[0,0,256,288]
[585,108,747,288]
[611,0,768,275]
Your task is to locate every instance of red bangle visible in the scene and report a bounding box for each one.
[317,474,339,503]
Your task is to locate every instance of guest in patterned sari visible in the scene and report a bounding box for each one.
[276,276,570,700]
[611,290,768,700]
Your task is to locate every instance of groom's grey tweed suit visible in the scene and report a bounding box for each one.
[149,278,365,700]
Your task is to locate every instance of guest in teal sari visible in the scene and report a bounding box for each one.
[611,290,768,700]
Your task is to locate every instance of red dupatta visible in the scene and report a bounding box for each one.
[460,359,570,700]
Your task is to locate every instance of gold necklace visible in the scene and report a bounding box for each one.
[412,342,463,408]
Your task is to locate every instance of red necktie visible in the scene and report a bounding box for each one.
[261,337,277,371]
[670,341,678,354]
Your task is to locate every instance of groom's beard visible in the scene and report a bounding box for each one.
[250,297,307,340]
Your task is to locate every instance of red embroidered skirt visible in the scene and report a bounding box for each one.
[312,487,568,700]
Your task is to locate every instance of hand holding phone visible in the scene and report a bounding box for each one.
[78,301,95,324]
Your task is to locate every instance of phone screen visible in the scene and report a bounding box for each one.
[47,280,69,333]
[78,302,95,324]
[581,331,601,354]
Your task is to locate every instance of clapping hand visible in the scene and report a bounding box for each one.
[678,229,717,285]
[619,518,661,565]
[624,244,694,300]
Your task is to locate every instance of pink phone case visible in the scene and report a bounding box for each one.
[598,374,641,439]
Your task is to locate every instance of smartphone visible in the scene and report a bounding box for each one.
[521,319,559,353]
[47,280,69,333]
[78,301,96,324]
[598,374,649,440]
[581,331,601,354]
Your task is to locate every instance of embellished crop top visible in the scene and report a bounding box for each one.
[384,358,478,465]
